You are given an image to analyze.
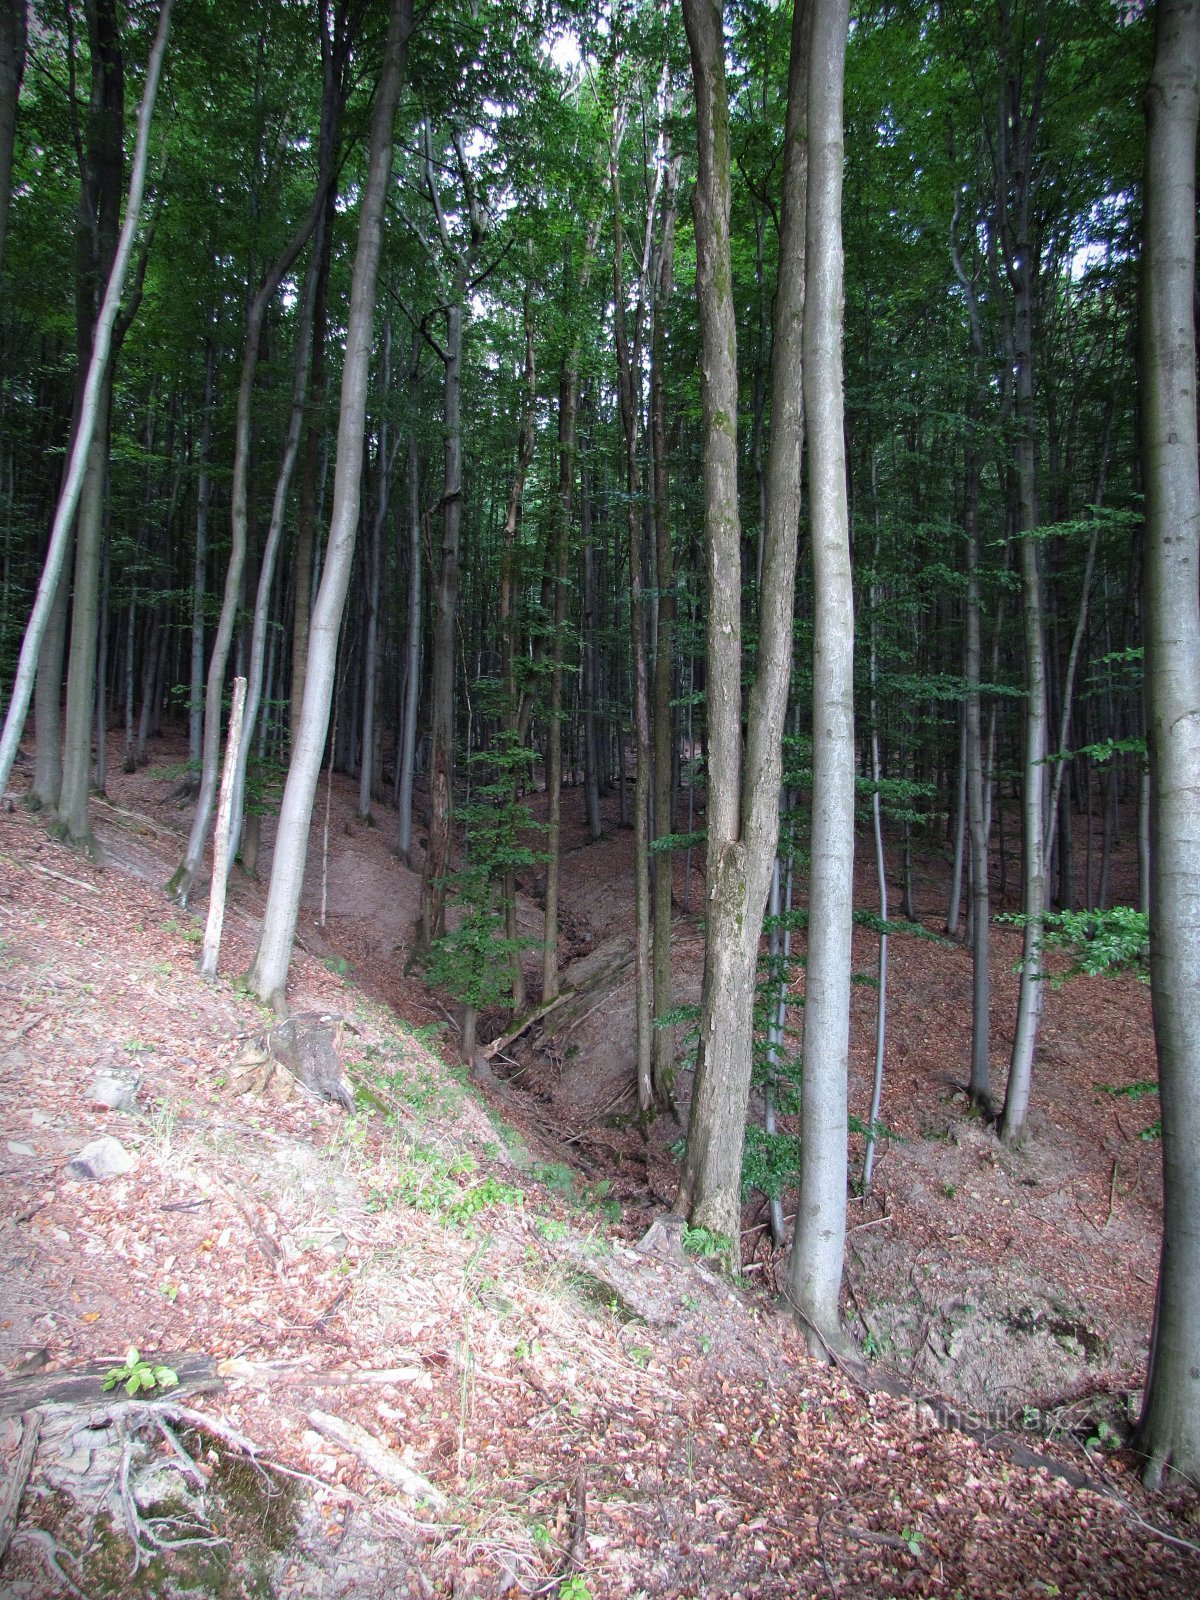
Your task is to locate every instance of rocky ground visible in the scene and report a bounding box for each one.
[0,738,1196,1598]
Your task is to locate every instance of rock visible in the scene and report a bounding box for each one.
[6,1140,35,1156]
[66,1136,135,1180]
[91,1071,139,1113]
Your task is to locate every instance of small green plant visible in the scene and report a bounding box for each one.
[699,1333,713,1356]
[558,1576,592,1600]
[159,1282,178,1302]
[534,1216,569,1243]
[901,1525,924,1557]
[1085,1419,1121,1452]
[103,1347,178,1398]
[324,955,350,978]
[682,1225,732,1261]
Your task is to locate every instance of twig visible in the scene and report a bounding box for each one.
[1105,1158,1118,1228]
[565,1464,588,1577]
[0,1409,40,1564]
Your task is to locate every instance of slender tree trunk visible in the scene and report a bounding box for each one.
[396,411,422,866]
[1137,0,1200,1492]
[998,28,1050,1146]
[56,382,112,848]
[0,0,26,280]
[651,165,681,1102]
[611,122,657,1113]
[675,0,809,1255]
[786,0,853,1360]
[247,0,413,1008]
[168,171,330,903]
[190,340,216,769]
[420,299,464,951]
[0,0,173,803]
[358,318,394,824]
[581,459,603,840]
[226,241,321,868]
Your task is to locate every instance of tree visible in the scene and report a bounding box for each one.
[247,0,414,1009]
[0,0,26,279]
[1136,0,1200,1493]
[674,0,808,1252]
[0,0,174,804]
[785,0,853,1361]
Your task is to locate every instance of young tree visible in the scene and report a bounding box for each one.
[247,0,414,1009]
[1136,0,1200,1493]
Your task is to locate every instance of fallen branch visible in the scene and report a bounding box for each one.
[307,1409,447,1508]
[0,1355,221,1419]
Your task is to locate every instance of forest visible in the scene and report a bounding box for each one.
[1,0,1199,1592]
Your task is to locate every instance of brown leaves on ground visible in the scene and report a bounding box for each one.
[0,747,1196,1597]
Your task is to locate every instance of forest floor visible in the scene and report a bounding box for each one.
[0,732,1197,1599]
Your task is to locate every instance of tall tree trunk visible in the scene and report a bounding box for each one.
[226,240,322,870]
[650,163,681,1102]
[190,340,216,770]
[0,0,173,803]
[998,20,1050,1147]
[786,0,853,1360]
[420,298,464,951]
[248,0,413,1009]
[0,0,27,280]
[396,391,422,866]
[55,0,124,850]
[1138,0,1200,1491]
[611,117,658,1113]
[168,178,330,904]
[675,0,809,1255]
[358,317,395,824]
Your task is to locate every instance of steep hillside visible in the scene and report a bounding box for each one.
[1,789,1197,1599]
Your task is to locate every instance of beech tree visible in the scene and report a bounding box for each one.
[785,0,853,1361]
[674,0,809,1252]
[1136,0,1200,1492]
[247,0,413,1008]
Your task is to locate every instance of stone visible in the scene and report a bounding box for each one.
[90,1071,140,1112]
[66,1136,135,1181]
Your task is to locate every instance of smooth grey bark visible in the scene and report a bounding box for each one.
[786,0,853,1360]
[0,0,27,280]
[0,0,173,803]
[998,19,1050,1147]
[226,239,322,870]
[247,0,412,1009]
[650,161,681,1102]
[56,382,111,847]
[417,121,485,953]
[1136,0,1200,1493]
[675,0,809,1254]
[358,317,396,824]
[951,200,993,1112]
[168,173,329,904]
[611,107,658,1114]
[199,674,245,982]
[189,341,216,769]
[55,0,124,849]
[580,462,603,842]
[497,281,536,1013]
[863,536,888,1193]
[396,401,421,866]
[419,296,463,951]
[29,563,68,809]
